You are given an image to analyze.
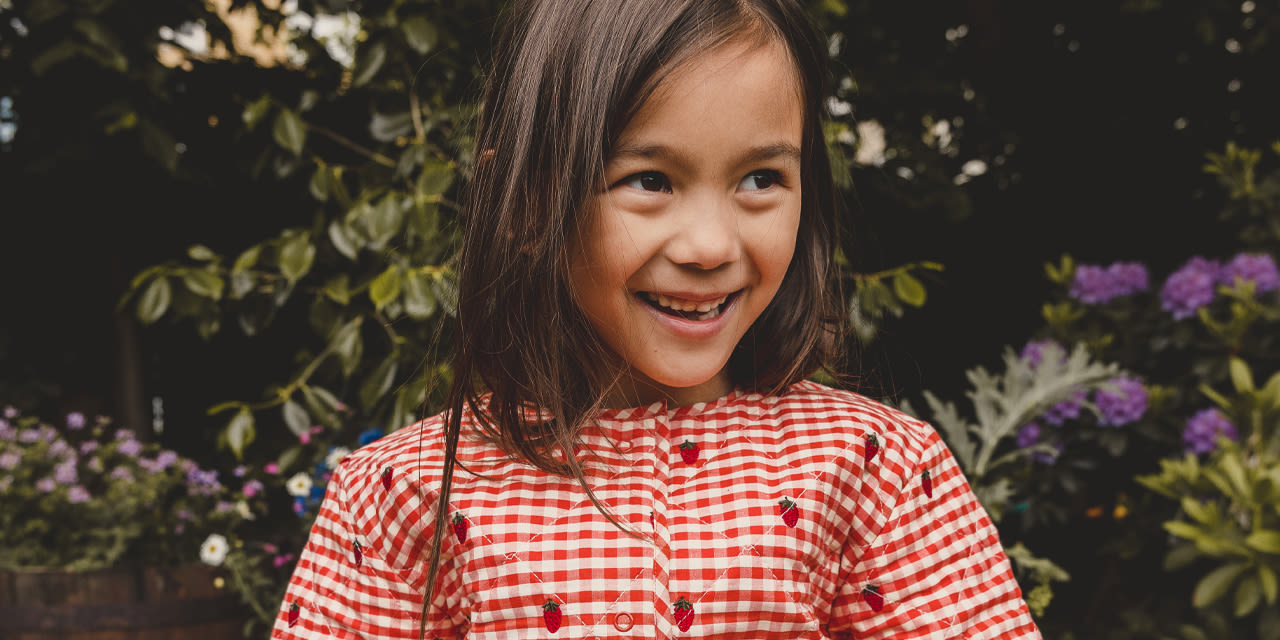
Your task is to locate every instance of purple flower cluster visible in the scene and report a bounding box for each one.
[65,412,85,430]
[186,467,222,496]
[0,451,19,470]
[1069,261,1150,304]
[53,460,78,485]
[68,486,91,503]
[1044,389,1088,426]
[1161,257,1220,319]
[117,439,143,457]
[1161,253,1279,319]
[1094,377,1147,427]
[1183,408,1239,455]
[1220,253,1280,293]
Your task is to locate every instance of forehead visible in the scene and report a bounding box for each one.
[616,37,804,148]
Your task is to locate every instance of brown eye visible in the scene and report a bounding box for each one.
[739,170,781,191]
[621,171,671,193]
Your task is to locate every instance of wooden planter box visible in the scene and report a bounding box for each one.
[0,563,249,639]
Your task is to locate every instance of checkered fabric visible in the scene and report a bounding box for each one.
[272,380,1042,639]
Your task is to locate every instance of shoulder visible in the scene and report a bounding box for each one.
[338,411,451,488]
[770,379,940,455]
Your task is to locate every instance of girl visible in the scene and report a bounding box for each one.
[274,0,1042,638]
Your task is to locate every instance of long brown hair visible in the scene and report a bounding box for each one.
[419,0,846,635]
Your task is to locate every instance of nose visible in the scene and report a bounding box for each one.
[665,195,742,270]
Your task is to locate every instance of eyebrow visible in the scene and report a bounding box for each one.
[608,142,802,166]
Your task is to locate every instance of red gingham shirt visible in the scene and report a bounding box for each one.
[272,381,1042,639]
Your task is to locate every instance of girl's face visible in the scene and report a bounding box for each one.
[570,38,803,408]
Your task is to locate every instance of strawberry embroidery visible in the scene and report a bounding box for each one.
[287,601,301,627]
[778,497,799,528]
[649,510,654,526]
[674,597,695,631]
[862,585,884,612]
[452,512,468,544]
[542,600,563,633]
[351,540,363,568]
[380,465,393,490]
[679,440,700,464]
[864,434,880,464]
[922,469,933,498]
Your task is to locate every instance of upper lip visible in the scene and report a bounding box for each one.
[639,290,740,303]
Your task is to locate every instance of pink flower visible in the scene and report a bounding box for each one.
[264,462,280,475]
[309,425,324,435]
[273,553,296,568]
[262,542,278,554]
[299,432,311,444]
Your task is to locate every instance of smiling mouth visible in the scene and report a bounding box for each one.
[638,291,739,321]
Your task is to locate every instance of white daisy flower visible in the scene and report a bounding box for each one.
[325,446,351,470]
[200,533,229,566]
[286,472,313,497]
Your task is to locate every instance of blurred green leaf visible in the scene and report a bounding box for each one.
[233,245,261,273]
[225,407,255,460]
[417,160,455,196]
[309,163,329,201]
[187,245,216,261]
[1246,531,1280,554]
[324,274,352,306]
[331,317,364,379]
[242,95,271,130]
[1259,565,1278,605]
[273,108,307,155]
[182,269,224,301]
[279,233,316,284]
[402,270,437,319]
[328,220,361,261]
[359,355,398,410]
[1230,357,1255,393]
[1193,562,1249,608]
[352,40,388,87]
[282,400,310,438]
[893,272,926,307]
[370,266,403,310]
[401,16,439,54]
[136,277,172,324]
[1235,575,1261,617]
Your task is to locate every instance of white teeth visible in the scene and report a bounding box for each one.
[645,292,729,313]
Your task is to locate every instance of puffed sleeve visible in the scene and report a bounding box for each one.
[271,458,467,639]
[826,427,1041,639]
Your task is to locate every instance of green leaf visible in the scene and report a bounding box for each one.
[309,163,329,201]
[136,277,172,324]
[328,220,361,261]
[1220,454,1252,501]
[370,266,403,310]
[1193,562,1250,608]
[233,245,261,273]
[417,160,455,196]
[302,386,342,429]
[225,407,256,460]
[181,269,224,301]
[366,194,406,251]
[187,245,216,261]
[272,108,307,155]
[1260,565,1278,604]
[351,39,388,87]
[1246,531,1280,554]
[1165,521,1207,542]
[359,356,399,410]
[1182,497,1219,526]
[324,274,352,306]
[892,272,926,307]
[400,16,439,54]
[282,400,310,438]
[276,445,302,474]
[279,233,316,284]
[429,271,459,317]
[402,270,437,319]
[331,317,364,379]
[242,95,271,131]
[1230,357,1255,393]
[1235,575,1261,617]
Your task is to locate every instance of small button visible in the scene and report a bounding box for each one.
[612,611,634,632]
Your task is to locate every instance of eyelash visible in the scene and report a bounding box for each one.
[614,169,785,193]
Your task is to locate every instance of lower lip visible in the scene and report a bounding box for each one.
[635,292,741,339]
